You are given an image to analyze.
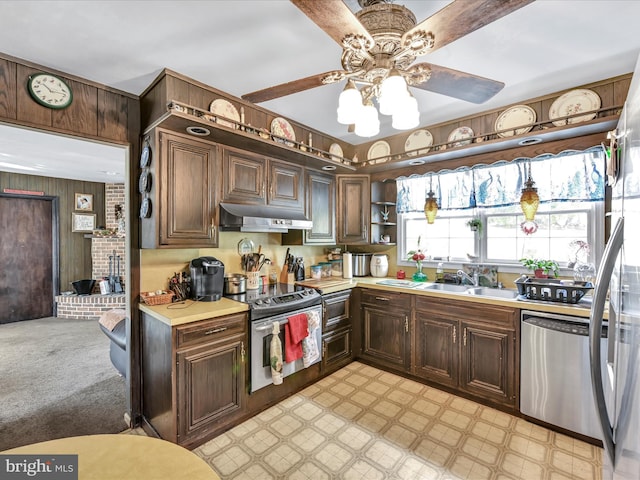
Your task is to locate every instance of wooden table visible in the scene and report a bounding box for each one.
[2,434,220,480]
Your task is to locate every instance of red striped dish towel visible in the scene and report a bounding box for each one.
[285,313,308,363]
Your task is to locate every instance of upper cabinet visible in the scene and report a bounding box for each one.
[141,128,220,248]
[337,174,370,245]
[283,169,336,245]
[222,146,303,210]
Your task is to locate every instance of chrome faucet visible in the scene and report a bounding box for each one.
[457,269,479,286]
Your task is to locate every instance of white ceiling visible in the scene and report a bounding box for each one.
[2,0,640,182]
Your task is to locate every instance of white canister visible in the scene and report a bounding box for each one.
[370,254,389,278]
[342,252,353,279]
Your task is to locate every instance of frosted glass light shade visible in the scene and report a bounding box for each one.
[424,191,438,224]
[380,69,408,104]
[392,95,419,129]
[520,177,540,221]
[337,81,362,125]
[354,102,380,137]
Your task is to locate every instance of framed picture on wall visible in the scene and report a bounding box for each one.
[75,193,93,211]
[72,212,96,233]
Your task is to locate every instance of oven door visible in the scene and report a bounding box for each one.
[250,305,323,393]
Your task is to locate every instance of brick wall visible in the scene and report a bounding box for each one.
[92,237,126,286]
[55,294,126,320]
[105,183,125,230]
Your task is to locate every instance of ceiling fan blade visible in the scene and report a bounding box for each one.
[402,0,534,54]
[242,72,339,103]
[411,63,504,104]
[291,0,373,47]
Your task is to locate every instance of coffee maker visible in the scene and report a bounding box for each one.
[190,257,224,301]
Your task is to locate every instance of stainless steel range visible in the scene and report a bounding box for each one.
[225,283,323,392]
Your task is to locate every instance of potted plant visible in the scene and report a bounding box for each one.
[466,218,482,233]
[520,258,559,278]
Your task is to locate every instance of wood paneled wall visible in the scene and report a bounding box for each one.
[0,172,105,291]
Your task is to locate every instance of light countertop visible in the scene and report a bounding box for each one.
[139,276,598,326]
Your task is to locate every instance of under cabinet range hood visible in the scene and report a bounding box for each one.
[219,203,312,233]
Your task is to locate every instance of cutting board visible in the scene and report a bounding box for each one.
[296,279,353,289]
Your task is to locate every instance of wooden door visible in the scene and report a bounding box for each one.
[159,131,219,246]
[176,335,246,446]
[0,195,57,323]
[361,305,409,371]
[337,175,369,244]
[221,147,266,204]
[268,159,303,209]
[460,321,515,407]
[413,313,459,388]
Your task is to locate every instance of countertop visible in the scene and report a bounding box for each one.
[139,276,598,326]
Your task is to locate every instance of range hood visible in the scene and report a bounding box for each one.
[219,203,312,233]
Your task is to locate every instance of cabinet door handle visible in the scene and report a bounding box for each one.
[404,316,409,333]
[241,341,245,362]
[453,325,457,344]
[204,327,227,335]
[374,296,389,302]
[463,327,467,346]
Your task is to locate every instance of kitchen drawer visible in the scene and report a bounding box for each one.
[176,312,247,348]
[415,296,516,327]
[323,290,351,331]
[361,289,411,310]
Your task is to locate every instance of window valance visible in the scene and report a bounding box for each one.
[396,147,606,213]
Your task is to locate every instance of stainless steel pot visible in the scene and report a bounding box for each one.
[352,253,372,277]
[224,273,246,295]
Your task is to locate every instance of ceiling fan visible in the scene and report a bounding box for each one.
[243,0,534,125]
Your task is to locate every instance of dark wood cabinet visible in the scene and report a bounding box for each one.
[413,296,518,409]
[141,128,220,248]
[141,311,248,449]
[222,146,303,210]
[321,290,352,373]
[284,170,336,245]
[414,314,458,388]
[360,289,411,372]
[337,174,370,245]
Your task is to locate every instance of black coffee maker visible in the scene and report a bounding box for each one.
[190,256,224,301]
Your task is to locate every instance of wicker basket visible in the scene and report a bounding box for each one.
[140,291,174,305]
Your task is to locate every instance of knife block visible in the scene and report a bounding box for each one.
[280,269,295,284]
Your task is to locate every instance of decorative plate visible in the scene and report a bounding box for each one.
[139,143,151,168]
[329,143,343,161]
[138,171,151,194]
[270,117,296,147]
[367,140,391,162]
[448,126,474,147]
[549,89,601,127]
[404,129,433,156]
[139,197,152,218]
[209,99,240,129]
[495,105,537,138]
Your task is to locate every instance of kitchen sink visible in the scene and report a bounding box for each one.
[465,287,520,299]
[419,283,470,293]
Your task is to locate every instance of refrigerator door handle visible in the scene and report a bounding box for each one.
[590,216,624,465]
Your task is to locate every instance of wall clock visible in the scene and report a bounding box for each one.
[27,73,73,109]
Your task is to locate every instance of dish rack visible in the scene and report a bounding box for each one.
[514,277,593,304]
[140,291,174,305]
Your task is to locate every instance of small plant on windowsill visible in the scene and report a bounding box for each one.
[466,218,482,233]
[520,258,559,278]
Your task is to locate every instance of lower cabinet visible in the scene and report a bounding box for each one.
[321,290,353,373]
[413,296,518,409]
[359,289,411,372]
[141,311,247,449]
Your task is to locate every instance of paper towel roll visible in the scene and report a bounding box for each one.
[342,252,353,279]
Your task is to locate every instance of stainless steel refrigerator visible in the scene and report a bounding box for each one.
[590,53,640,479]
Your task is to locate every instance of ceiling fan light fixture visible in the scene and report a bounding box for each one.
[354,100,380,137]
[380,69,409,104]
[337,80,363,124]
[391,93,419,129]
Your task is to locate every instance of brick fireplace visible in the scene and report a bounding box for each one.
[55,183,126,320]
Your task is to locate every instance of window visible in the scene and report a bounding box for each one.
[397,201,602,271]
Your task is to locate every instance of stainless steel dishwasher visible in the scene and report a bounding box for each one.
[520,310,610,440]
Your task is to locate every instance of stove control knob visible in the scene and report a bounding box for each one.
[255,299,263,305]
[264,298,271,304]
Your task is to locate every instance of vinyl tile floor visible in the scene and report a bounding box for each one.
[192,362,602,480]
